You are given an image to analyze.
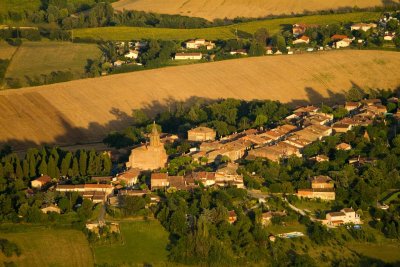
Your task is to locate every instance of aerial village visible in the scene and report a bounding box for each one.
[28,95,400,238]
[108,11,400,70]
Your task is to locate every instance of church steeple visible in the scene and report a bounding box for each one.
[150,121,161,147]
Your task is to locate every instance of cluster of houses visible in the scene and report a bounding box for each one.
[28,96,396,217]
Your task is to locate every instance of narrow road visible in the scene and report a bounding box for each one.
[98,203,106,223]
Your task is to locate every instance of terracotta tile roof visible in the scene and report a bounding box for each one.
[33,175,52,184]
[331,34,348,40]
[151,173,168,180]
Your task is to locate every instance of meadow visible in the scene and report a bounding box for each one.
[0,41,17,60]
[4,41,101,87]
[74,12,380,41]
[0,225,93,267]
[112,0,384,20]
[0,50,399,149]
[94,220,169,266]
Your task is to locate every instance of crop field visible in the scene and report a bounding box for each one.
[0,225,93,267]
[112,0,387,21]
[0,0,41,15]
[0,41,17,59]
[0,50,399,149]
[74,12,380,41]
[94,220,169,266]
[4,41,101,87]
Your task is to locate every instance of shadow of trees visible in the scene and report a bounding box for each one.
[2,82,398,152]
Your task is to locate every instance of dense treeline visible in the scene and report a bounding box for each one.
[0,146,111,185]
[104,98,289,149]
[0,146,111,223]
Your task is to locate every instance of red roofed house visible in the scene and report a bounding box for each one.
[293,35,310,44]
[31,175,52,189]
[117,168,141,186]
[228,210,237,224]
[336,142,352,151]
[326,208,360,226]
[150,173,168,190]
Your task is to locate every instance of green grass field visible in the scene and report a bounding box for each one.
[74,12,380,41]
[0,224,93,267]
[94,220,169,266]
[0,0,41,15]
[4,41,101,86]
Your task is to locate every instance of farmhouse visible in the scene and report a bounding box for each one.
[31,175,52,189]
[292,24,307,36]
[188,126,216,142]
[186,171,216,187]
[124,49,139,59]
[384,32,396,41]
[331,35,353,48]
[297,188,335,201]
[247,141,302,162]
[215,163,244,188]
[117,168,141,186]
[56,184,113,194]
[150,173,168,190]
[336,142,352,151]
[332,122,352,133]
[185,39,215,50]
[293,35,310,44]
[41,205,61,214]
[326,208,360,226]
[230,49,247,55]
[350,23,377,31]
[175,52,203,60]
[126,122,168,170]
[311,175,334,189]
[345,102,361,112]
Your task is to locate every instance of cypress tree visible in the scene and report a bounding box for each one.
[38,157,48,175]
[72,157,79,177]
[79,150,87,176]
[22,159,29,178]
[47,156,56,178]
[61,152,72,176]
[29,155,37,178]
[15,160,23,180]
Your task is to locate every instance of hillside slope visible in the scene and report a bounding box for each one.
[1,50,400,149]
[112,0,386,20]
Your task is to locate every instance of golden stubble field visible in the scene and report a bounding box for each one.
[1,50,400,149]
[112,0,386,20]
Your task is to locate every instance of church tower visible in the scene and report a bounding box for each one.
[150,121,161,147]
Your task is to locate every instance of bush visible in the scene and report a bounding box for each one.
[0,238,21,257]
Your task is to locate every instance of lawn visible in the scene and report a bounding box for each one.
[0,224,93,267]
[265,221,307,235]
[4,40,101,86]
[94,219,170,266]
[346,242,400,263]
[292,199,332,214]
[74,12,380,41]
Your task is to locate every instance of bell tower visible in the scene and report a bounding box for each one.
[149,121,161,147]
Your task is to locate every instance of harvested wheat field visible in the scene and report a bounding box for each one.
[1,50,400,149]
[112,0,389,20]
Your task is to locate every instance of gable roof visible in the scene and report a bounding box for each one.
[151,173,168,180]
[33,175,52,184]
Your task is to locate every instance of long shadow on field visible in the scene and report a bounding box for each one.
[1,83,398,153]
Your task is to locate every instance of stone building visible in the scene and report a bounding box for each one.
[126,122,168,170]
[188,126,216,142]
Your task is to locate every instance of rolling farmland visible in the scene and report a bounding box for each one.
[0,50,399,149]
[112,0,388,21]
[0,226,93,267]
[73,12,380,41]
[3,41,101,88]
